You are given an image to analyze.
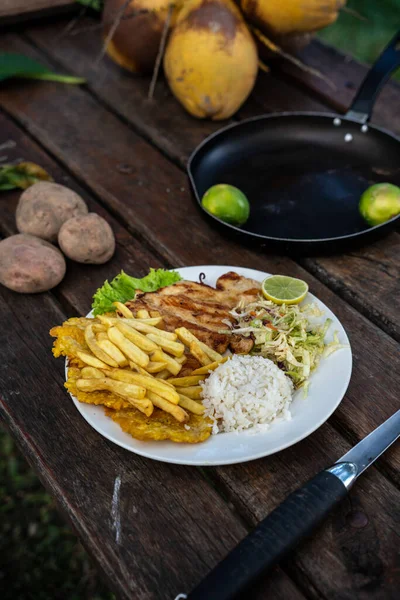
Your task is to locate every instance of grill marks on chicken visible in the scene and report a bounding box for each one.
[126,272,260,355]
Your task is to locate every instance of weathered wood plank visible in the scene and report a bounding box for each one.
[0,0,77,25]
[0,202,303,600]
[0,113,164,316]
[275,39,400,135]
[0,57,399,597]
[1,118,399,599]
[24,16,223,167]
[0,35,398,486]
[210,422,400,600]
[0,0,73,19]
[302,236,400,342]
[20,23,400,342]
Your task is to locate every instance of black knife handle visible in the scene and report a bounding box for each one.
[187,471,348,600]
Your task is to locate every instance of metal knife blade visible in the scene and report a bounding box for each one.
[335,408,400,477]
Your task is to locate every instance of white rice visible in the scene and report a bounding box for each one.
[201,355,293,435]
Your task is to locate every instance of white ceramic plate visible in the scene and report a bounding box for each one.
[66,266,352,466]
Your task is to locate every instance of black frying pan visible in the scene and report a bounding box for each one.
[188,31,400,255]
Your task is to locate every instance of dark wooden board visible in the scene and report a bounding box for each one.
[0,113,164,316]
[0,121,304,600]
[276,39,400,135]
[212,423,400,600]
[0,0,74,19]
[0,23,400,600]
[18,21,400,341]
[302,238,400,342]
[0,36,398,482]
[0,63,399,598]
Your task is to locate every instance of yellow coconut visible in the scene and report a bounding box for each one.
[102,0,183,74]
[240,0,345,37]
[164,0,258,120]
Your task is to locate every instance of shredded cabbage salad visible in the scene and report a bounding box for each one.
[225,297,345,393]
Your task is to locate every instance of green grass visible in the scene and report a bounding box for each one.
[0,423,115,600]
[318,0,400,80]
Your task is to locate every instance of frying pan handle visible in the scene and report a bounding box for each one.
[346,30,400,123]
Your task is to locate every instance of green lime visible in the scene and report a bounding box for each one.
[201,184,250,226]
[359,183,400,226]
[262,275,309,305]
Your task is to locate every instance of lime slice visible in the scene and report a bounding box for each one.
[262,275,309,305]
[201,184,250,226]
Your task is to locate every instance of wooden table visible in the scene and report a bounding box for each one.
[0,14,399,600]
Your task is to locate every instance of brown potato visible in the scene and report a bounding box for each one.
[0,234,66,293]
[16,182,88,242]
[58,213,115,264]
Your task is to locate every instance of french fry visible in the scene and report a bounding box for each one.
[127,320,177,340]
[146,361,168,374]
[152,349,182,376]
[146,334,184,357]
[147,376,174,388]
[77,350,111,370]
[198,343,223,363]
[189,341,212,366]
[92,324,106,333]
[167,375,205,387]
[175,327,222,362]
[97,332,109,341]
[149,310,161,318]
[85,324,119,367]
[97,339,129,367]
[106,369,180,405]
[76,377,146,398]
[147,391,189,423]
[178,393,205,415]
[129,361,149,376]
[175,355,187,365]
[107,326,149,368]
[76,377,151,416]
[81,366,103,379]
[136,309,150,319]
[113,301,134,318]
[191,357,229,375]
[116,321,158,353]
[175,386,203,400]
[155,369,172,380]
[98,315,163,327]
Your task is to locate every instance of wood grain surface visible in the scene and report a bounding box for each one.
[16,22,400,340]
[0,123,303,600]
[0,0,75,21]
[0,14,399,600]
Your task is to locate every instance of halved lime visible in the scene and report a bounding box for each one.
[201,184,250,226]
[262,275,309,305]
[359,183,400,226]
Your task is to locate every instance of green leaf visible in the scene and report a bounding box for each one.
[0,162,53,191]
[0,53,85,84]
[92,269,182,315]
[75,0,104,11]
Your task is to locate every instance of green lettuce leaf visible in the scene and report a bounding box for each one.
[92,268,182,315]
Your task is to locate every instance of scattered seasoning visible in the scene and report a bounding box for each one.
[361,124,369,133]
[344,133,353,142]
[199,272,206,284]
[333,118,341,126]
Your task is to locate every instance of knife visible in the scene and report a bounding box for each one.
[183,410,400,600]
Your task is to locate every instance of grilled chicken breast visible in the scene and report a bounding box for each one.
[126,272,260,356]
